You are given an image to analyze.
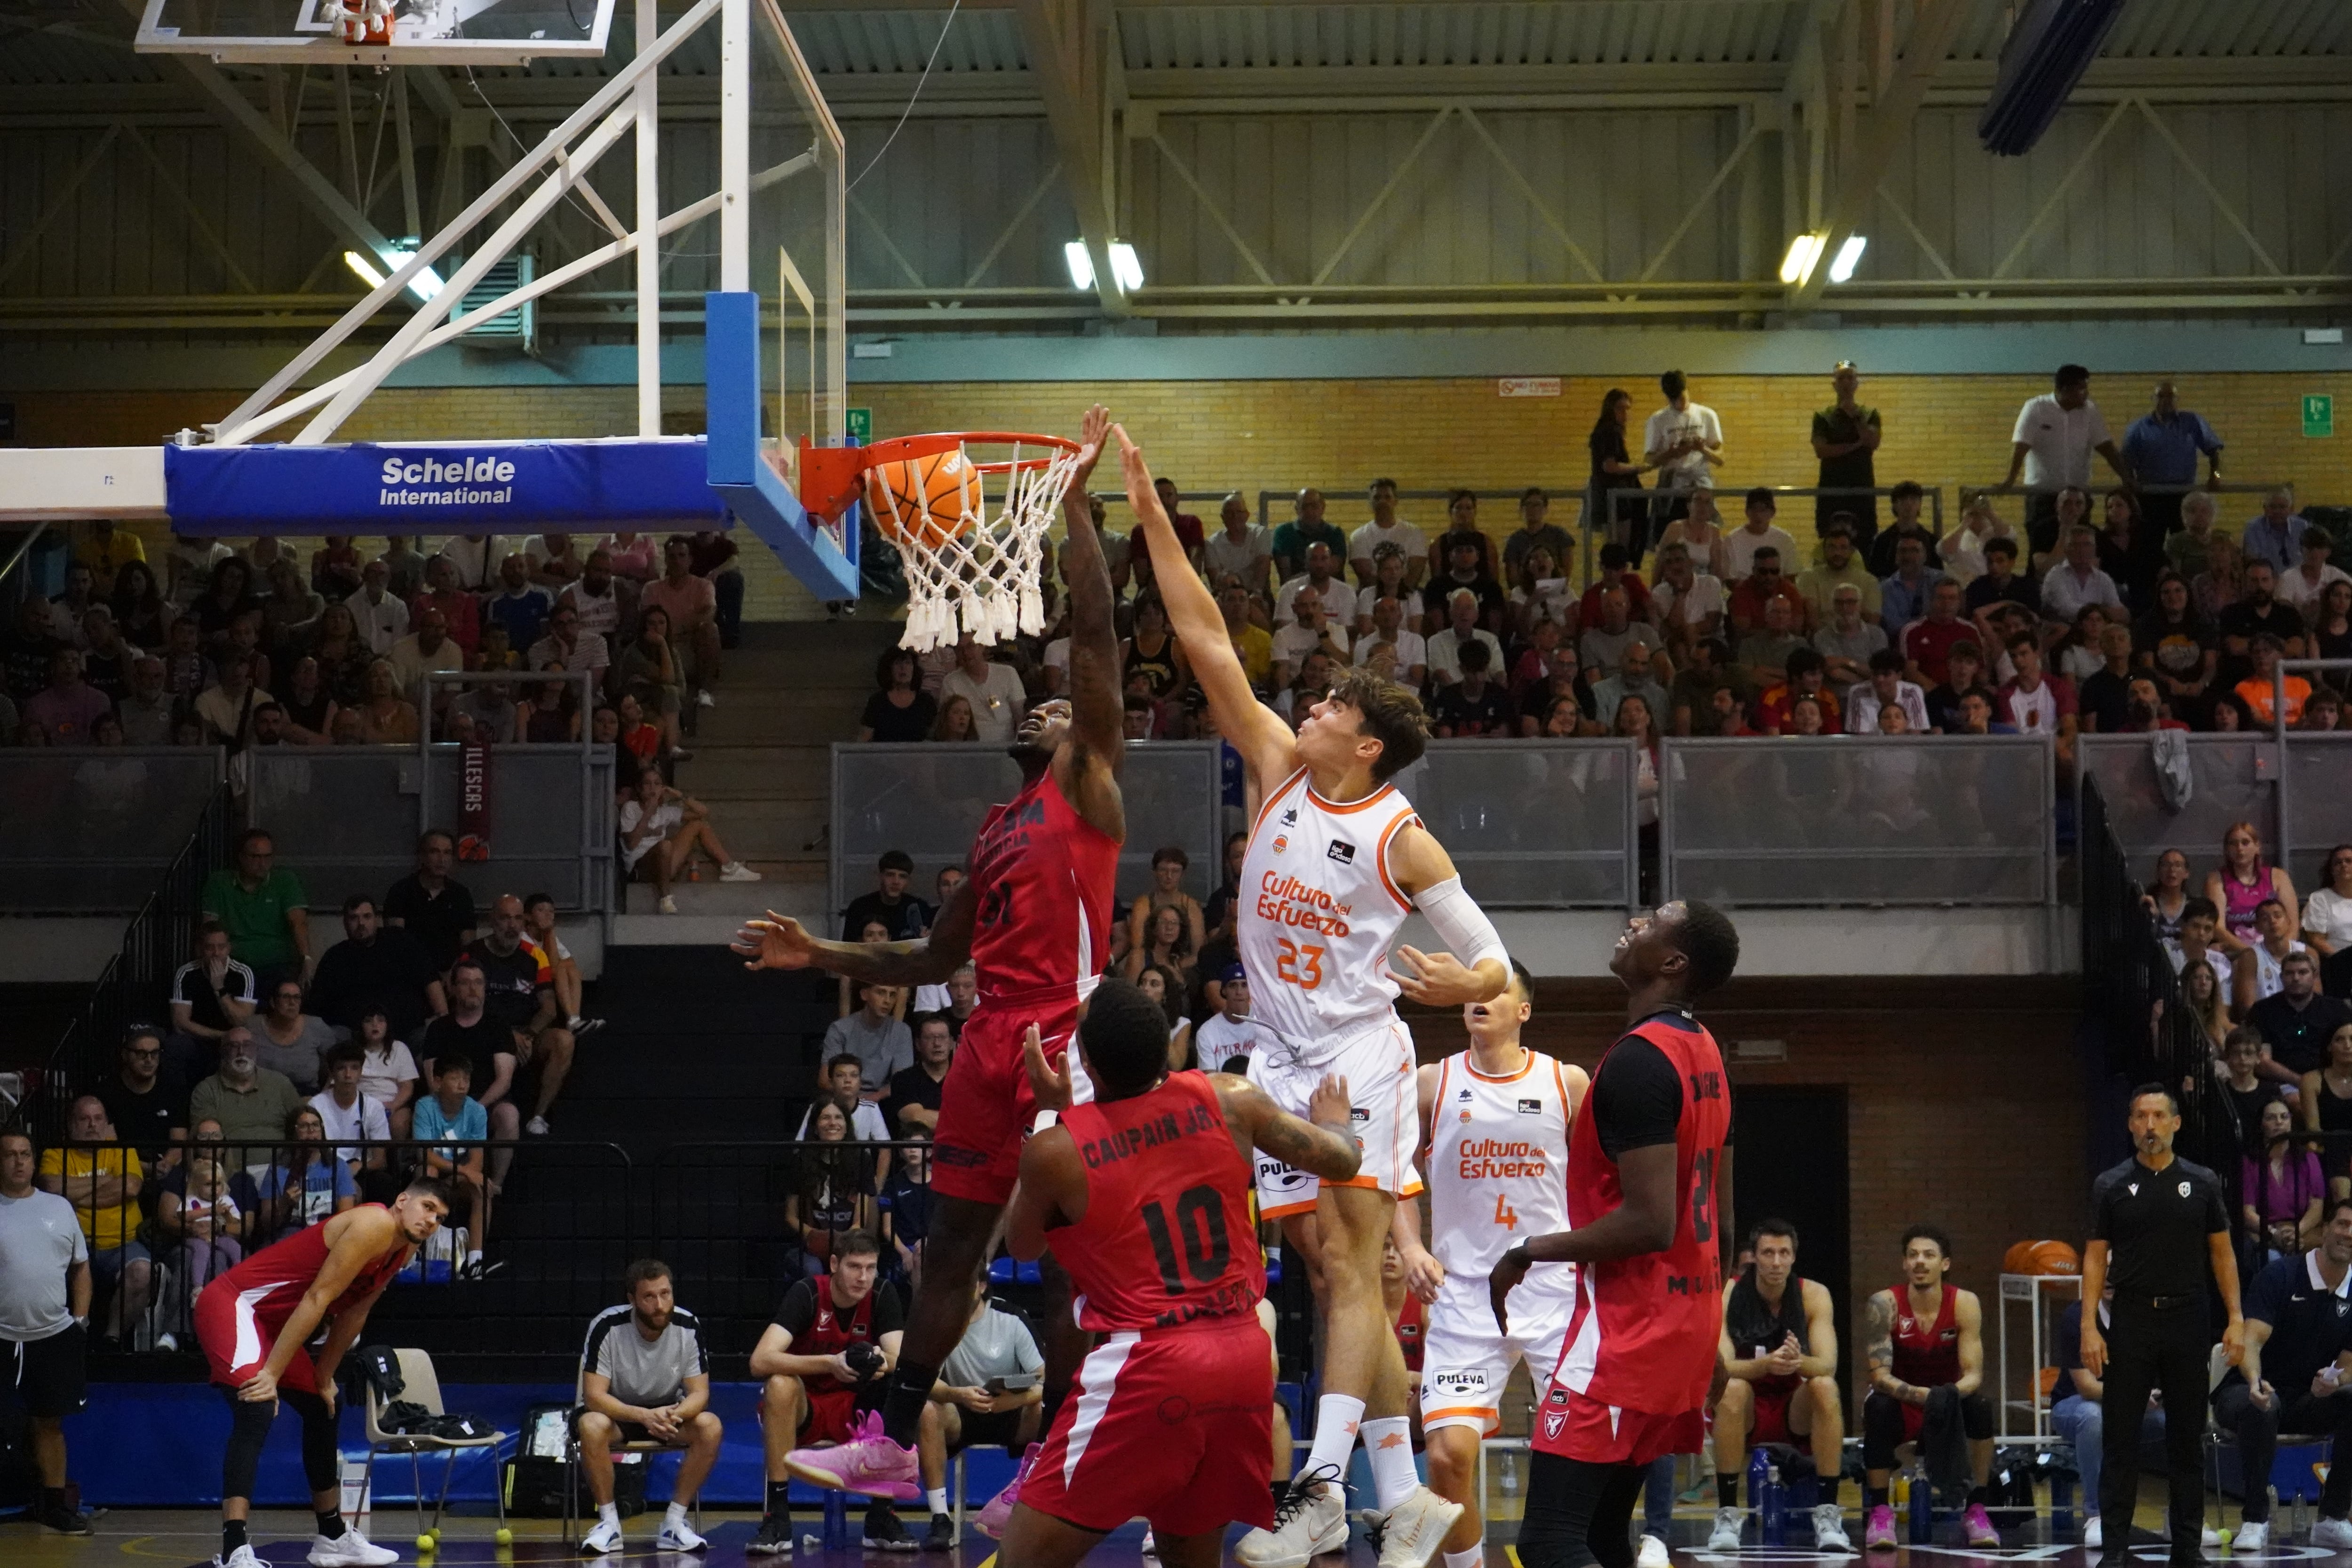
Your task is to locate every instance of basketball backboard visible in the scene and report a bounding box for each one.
[135,0,615,65]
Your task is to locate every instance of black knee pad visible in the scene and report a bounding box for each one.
[285,1389,341,1494]
[1860,1391,1907,1468]
[1960,1391,1994,1441]
[222,1393,279,1503]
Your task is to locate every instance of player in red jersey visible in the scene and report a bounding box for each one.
[731,406,1125,1501]
[992,977,1363,1568]
[1489,901,1741,1568]
[195,1173,453,1568]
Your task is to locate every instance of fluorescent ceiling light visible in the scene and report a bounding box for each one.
[344,250,386,289]
[1064,241,1095,291]
[1828,234,1867,284]
[1107,241,1144,292]
[350,245,445,303]
[1778,232,1826,285]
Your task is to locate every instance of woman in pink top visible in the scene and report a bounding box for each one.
[2206,819,2298,950]
[599,532,658,581]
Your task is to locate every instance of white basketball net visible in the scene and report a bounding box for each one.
[890,439,1082,653]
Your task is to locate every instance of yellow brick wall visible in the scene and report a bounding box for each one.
[11,373,2345,619]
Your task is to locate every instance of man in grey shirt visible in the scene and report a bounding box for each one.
[577,1259,721,1556]
[825,985,914,1100]
[0,1127,95,1535]
[919,1287,1045,1519]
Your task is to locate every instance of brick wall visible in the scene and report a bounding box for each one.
[10,371,2340,617]
[1405,975,2089,1404]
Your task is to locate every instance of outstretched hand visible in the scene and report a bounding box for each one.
[1113,425,1159,521]
[1023,1024,1073,1113]
[731,911,818,972]
[1067,404,1110,494]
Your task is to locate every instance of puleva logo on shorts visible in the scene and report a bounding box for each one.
[1256,1155,1311,1193]
[1430,1369,1490,1398]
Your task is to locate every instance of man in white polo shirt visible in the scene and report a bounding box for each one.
[1349,478,1428,589]
[2003,364,2134,567]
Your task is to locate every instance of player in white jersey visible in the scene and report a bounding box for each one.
[1393,962,1585,1568]
[1119,427,1513,1568]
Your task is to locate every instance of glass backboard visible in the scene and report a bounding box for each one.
[136,0,615,64]
[749,0,848,546]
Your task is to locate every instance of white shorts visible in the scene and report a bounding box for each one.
[1419,1263,1577,1437]
[1246,1017,1419,1219]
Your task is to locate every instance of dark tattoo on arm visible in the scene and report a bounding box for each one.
[1864,1291,1906,1398]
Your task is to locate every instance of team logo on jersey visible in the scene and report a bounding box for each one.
[1518,1098,1542,1114]
[1281,807,1298,827]
[2128,1184,2139,1196]
[1271,836,1288,853]
[2178,1181,2191,1197]
[1460,1111,1472,1123]
[1542,1409,1567,1440]
[1457,1088,1473,1101]
[1327,840,1356,864]
[1430,1368,1491,1398]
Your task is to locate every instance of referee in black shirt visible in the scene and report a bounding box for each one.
[2079,1085,2244,1566]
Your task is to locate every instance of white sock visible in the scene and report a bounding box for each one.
[927,1488,948,1515]
[1362,1417,1418,1509]
[597,1503,619,1527]
[1444,1546,1485,1568]
[665,1501,688,1526]
[465,1249,482,1266]
[1303,1394,1367,1487]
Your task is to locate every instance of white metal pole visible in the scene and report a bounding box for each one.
[720,0,750,293]
[635,0,661,438]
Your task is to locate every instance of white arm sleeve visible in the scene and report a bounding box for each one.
[1412,875,1509,972]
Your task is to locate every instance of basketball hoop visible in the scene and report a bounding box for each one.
[801,431,1083,653]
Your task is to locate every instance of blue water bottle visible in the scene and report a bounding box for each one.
[1748,1447,1771,1514]
[823,1488,850,1550]
[1762,1465,1788,1546]
[1908,1463,1933,1544]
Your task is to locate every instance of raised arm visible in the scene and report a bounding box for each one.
[1115,425,1295,782]
[1054,406,1125,804]
[1386,822,1510,1008]
[733,879,977,987]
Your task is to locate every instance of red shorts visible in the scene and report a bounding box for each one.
[932,997,1081,1205]
[1750,1377,1801,1445]
[800,1384,864,1446]
[1533,1382,1704,1467]
[1020,1323,1274,1538]
[195,1278,319,1395]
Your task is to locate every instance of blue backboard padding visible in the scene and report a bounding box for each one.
[164,438,726,532]
[705,289,859,602]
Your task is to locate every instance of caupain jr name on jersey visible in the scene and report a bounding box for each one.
[1454,1138,1552,1181]
[1255,871,1355,937]
[1076,1100,1225,1169]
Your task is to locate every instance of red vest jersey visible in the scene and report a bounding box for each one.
[207,1206,410,1329]
[1891,1283,1962,1388]
[965,766,1118,1004]
[1053,1072,1264,1333]
[1552,1012,1732,1414]
[798,1279,881,1394]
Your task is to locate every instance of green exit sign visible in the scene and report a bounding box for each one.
[846,407,873,444]
[2305,394,2334,438]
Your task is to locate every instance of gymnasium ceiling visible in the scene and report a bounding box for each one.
[0,0,2345,332]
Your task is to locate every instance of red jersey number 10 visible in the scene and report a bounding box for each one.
[1139,1186,1232,1295]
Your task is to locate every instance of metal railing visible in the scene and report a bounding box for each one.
[42,783,231,1135]
[2077,723,2352,888]
[1659,734,2059,909]
[830,742,1224,932]
[1597,484,1945,580]
[1386,739,1641,911]
[0,747,229,913]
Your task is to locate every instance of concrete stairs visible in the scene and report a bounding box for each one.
[610,618,900,944]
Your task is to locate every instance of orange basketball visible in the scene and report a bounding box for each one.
[864,447,981,552]
[2002,1239,2081,1276]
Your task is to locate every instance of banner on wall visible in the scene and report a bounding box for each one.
[457,743,492,862]
[162,438,728,533]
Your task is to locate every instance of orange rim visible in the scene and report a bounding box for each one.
[857,431,1081,475]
